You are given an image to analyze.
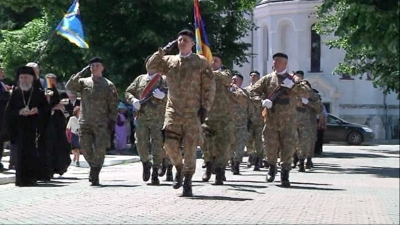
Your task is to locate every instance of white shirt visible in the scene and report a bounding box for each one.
[276,69,287,75]
[66,116,80,134]
[179,51,192,58]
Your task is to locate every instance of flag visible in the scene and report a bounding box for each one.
[56,0,89,48]
[193,0,212,62]
[45,77,53,89]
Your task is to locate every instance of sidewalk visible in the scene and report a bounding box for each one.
[0,154,140,185]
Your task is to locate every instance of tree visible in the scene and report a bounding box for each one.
[0,0,257,92]
[314,0,399,97]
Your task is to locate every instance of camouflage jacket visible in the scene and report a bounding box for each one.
[230,87,256,128]
[146,49,216,124]
[206,69,232,123]
[125,74,167,121]
[65,75,118,125]
[244,84,264,125]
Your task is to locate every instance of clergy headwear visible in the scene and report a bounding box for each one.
[17,66,36,77]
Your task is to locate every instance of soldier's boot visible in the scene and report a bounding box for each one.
[305,157,313,169]
[166,165,173,182]
[142,161,152,182]
[233,161,241,175]
[158,158,167,177]
[298,159,306,172]
[280,169,291,187]
[91,167,101,186]
[89,167,94,183]
[151,166,160,185]
[292,153,299,168]
[214,166,224,185]
[222,166,227,181]
[181,174,193,197]
[262,159,269,168]
[266,164,276,182]
[253,157,261,171]
[247,154,253,168]
[173,165,183,189]
[230,158,234,172]
[202,161,213,182]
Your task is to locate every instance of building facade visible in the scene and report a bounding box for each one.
[234,0,399,140]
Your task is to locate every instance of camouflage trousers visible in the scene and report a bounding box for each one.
[135,118,164,167]
[296,122,317,159]
[231,126,249,163]
[263,118,298,170]
[79,123,110,168]
[202,120,234,167]
[163,118,202,175]
[246,124,264,157]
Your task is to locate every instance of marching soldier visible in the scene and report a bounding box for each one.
[201,55,233,185]
[125,65,168,185]
[146,29,216,197]
[292,71,322,172]
[250,53,311,187]
[229,74,256,175]
[244,70,265,171]
[66,57,118,186]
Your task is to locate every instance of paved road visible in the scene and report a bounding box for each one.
[0,144,398,224]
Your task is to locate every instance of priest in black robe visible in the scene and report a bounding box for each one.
[5,66,50,186]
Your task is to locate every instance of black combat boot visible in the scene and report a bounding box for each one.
[222,166,227,181]
[173,165,183,189]
[158,158,167,177]
[247,154,253,168]
[142,161,152,182]
[91,167,101,186]
[166,165,173,181]
[298,158,305,172]
[262,159,269,168]
[150,166,160,185]
[253,157,261,171]
[233,161,241,175]
[306,157,313,169]
[280,169,290,187]
[181,174,193,197]
[214,166,224,185]
[292,153,299,168]
[266,164,276,182]
[230,158,234,172]
[202,161,213,182]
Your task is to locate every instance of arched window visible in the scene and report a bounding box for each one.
[310,24,321,72]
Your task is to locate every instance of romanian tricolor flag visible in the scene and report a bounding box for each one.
[194,0,212,62]
[46,77,53,89]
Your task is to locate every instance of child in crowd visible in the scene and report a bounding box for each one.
[66,106,81,167]
[115,102,128,154]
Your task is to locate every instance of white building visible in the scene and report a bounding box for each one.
[234,0,399,140]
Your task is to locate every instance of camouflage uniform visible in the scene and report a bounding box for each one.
[201,69,233,184]
[295,88,322,171]
[146,49,215,194]
[65,74,118,184]
[125,74,168,183]
[230,87,255,174]
[244,84,265,170]
[250,72,310,186]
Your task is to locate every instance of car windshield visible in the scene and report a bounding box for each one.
[327,114,348,124]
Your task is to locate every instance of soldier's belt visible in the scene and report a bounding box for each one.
[274,97,290,105]
[296,107,307,113]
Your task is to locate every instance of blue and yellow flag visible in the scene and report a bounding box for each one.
[194,0,212,62]
[56,0,89,48]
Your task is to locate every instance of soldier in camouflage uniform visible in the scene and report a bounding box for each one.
[250,53,311,187]
[66,57,118,186]
[244,70,264,171]
[201,55,233,185]
[125,68,168,185]
[146,29,216,197]
[230,74,256,175]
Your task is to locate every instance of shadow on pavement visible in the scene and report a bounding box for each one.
[227,188,265,194]
[146,183,173,187]
[226,184,266,189]
[361,149,400,156]
[227,180,267,184]
[100,184,140,188]
[35,183,68,187]
[321,152,398,159]
[288,181,332,186]
[315,163,399,178]
[278,185,345,191]
[55,177,84,181]
[188,195,253,201]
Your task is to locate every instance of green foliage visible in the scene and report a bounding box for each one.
[0,0,257,94]
[314,0,399,97]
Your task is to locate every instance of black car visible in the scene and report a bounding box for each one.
[324,113,375,145]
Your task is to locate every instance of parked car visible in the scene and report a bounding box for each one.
[324,113,375,145]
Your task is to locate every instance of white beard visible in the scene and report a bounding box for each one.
[19,83,32,91]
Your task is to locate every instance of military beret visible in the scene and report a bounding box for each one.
[273,53,288,60]
[313,89,319,93]
[178,29,195,40]
[295,70,304,76]
[89,57,103,65]
[16,66,35,77]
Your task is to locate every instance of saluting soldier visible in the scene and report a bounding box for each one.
[146,29,216,197]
